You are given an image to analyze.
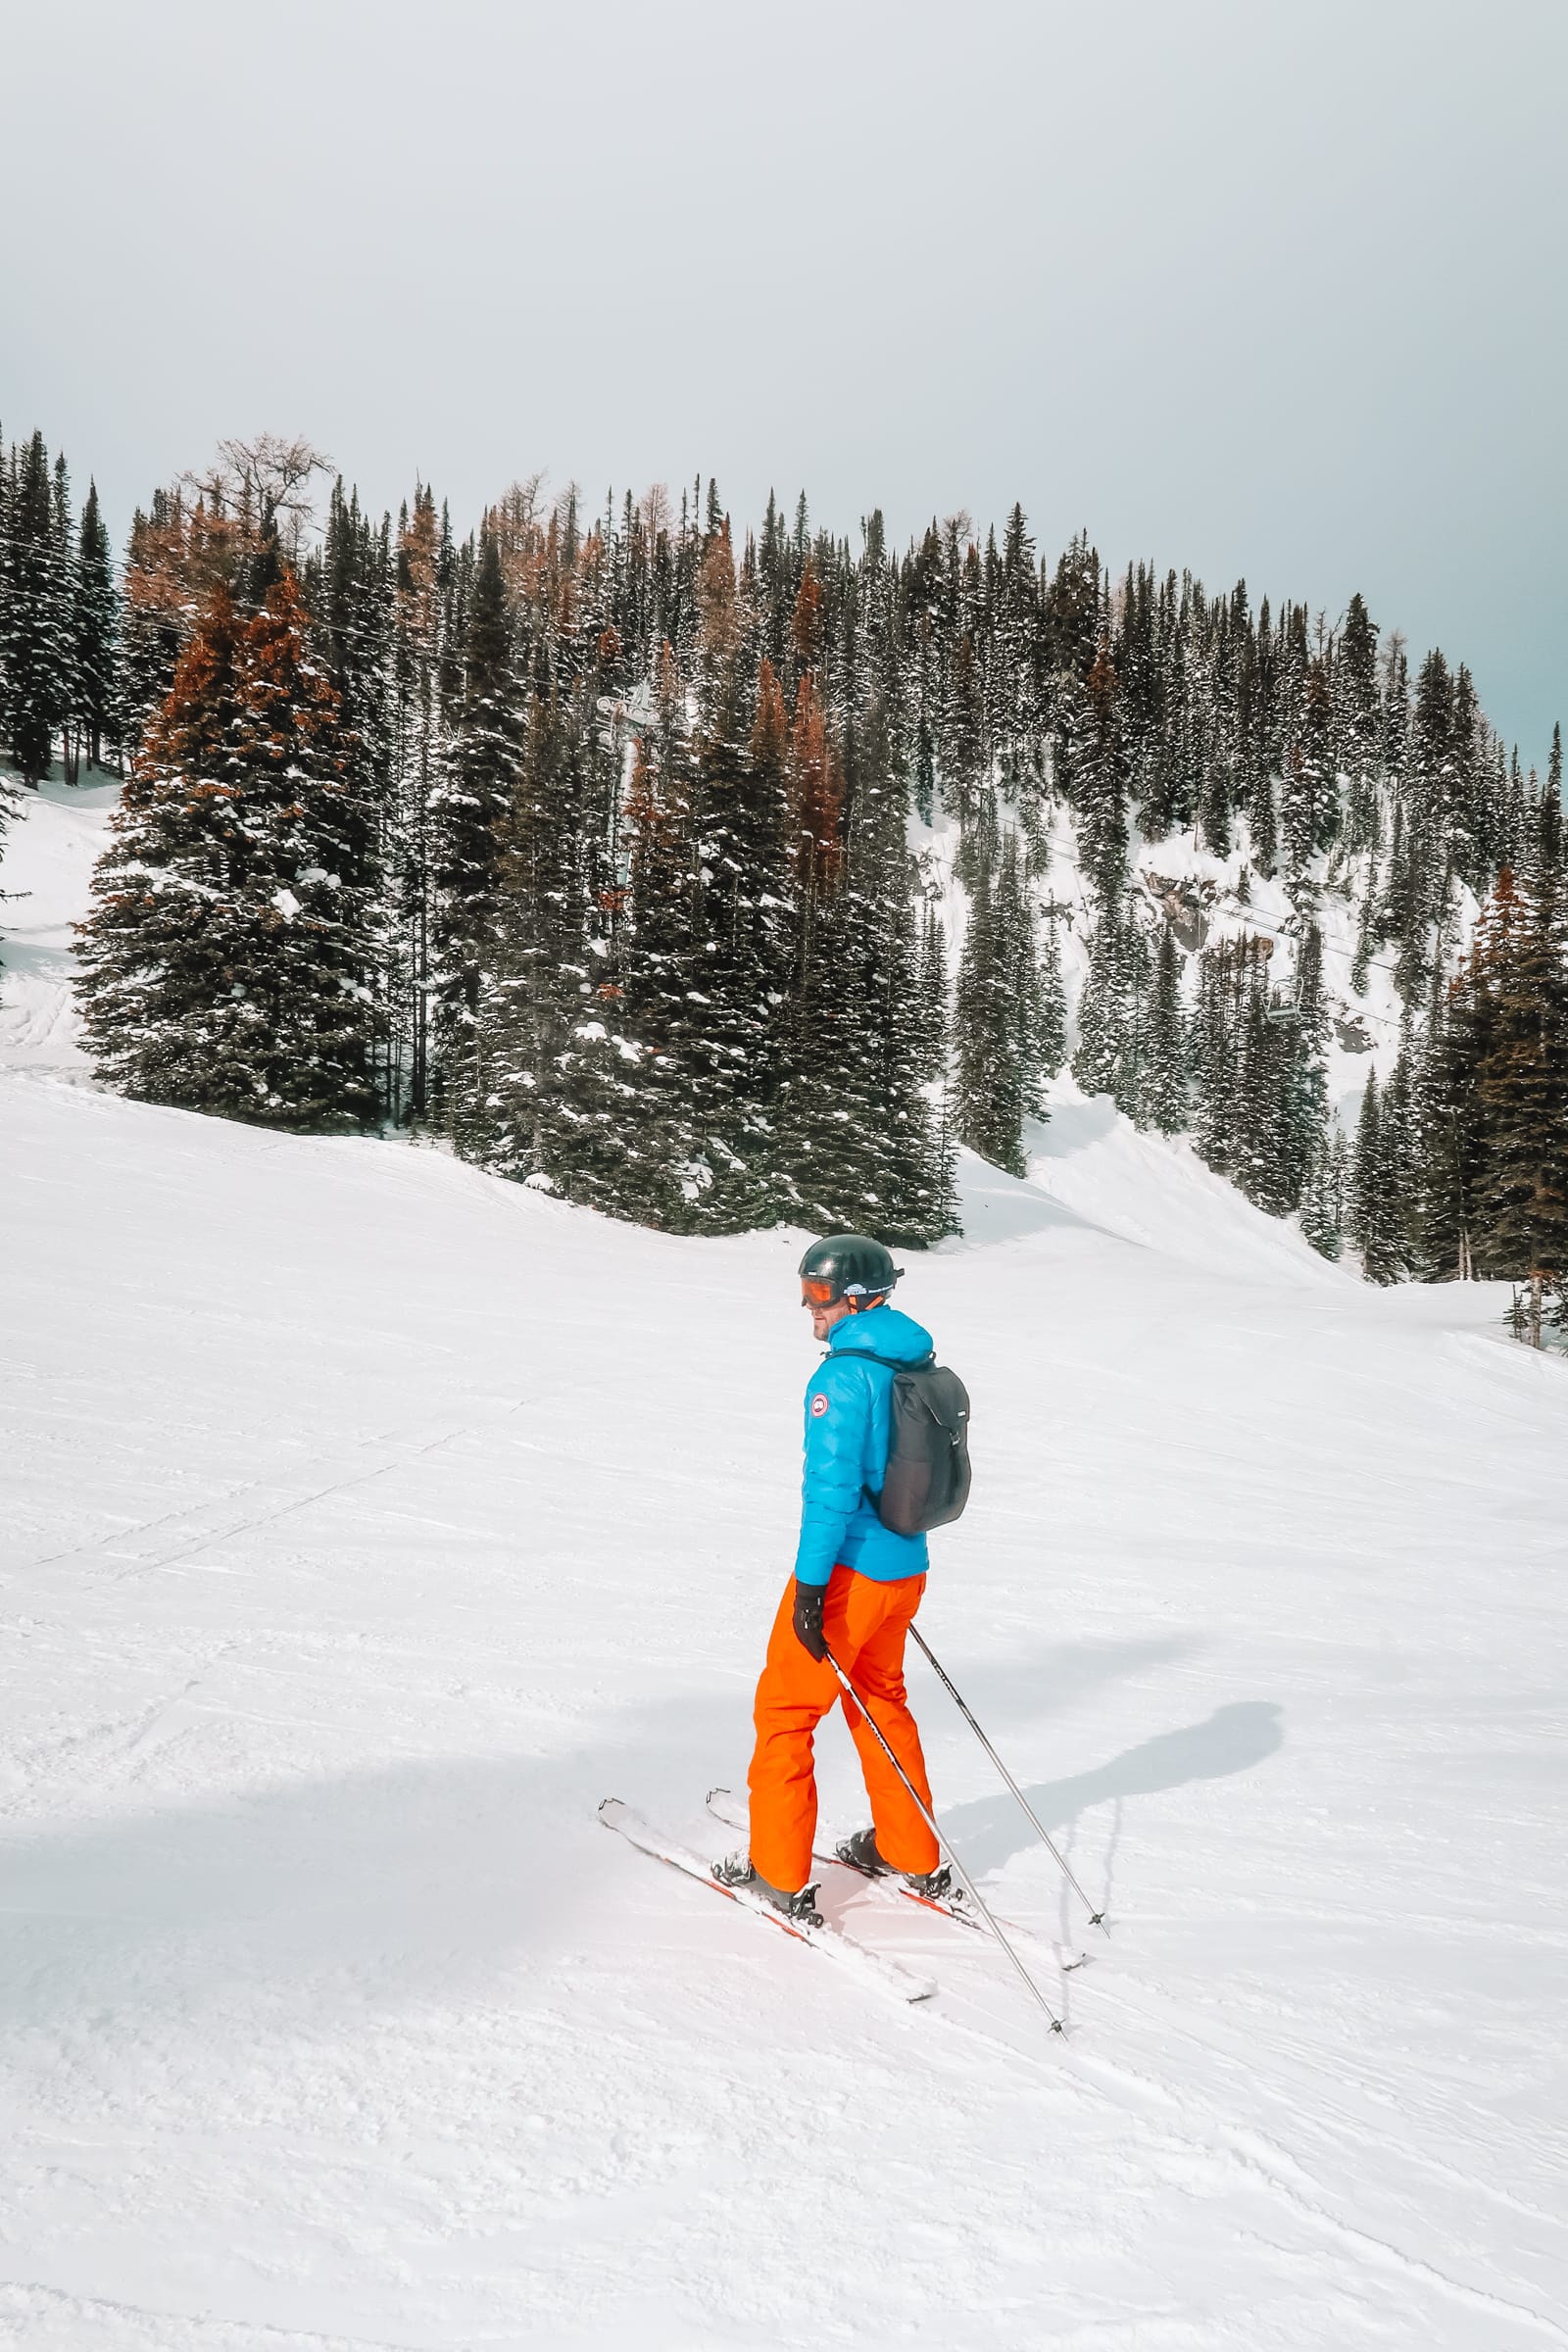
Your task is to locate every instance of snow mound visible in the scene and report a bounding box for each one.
[1023,1078,1339,1282]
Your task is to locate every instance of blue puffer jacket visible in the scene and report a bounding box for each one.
[794,1304,935,1588]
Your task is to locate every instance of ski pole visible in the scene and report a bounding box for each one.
[907,1624,1109,1936]
[823,1643,1064,2035]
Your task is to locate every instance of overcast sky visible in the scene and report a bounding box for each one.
[4,0,1564,762]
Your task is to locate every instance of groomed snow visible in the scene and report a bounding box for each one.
[2,784,1566,2349]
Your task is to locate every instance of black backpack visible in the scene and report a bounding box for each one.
[831,1348,973,1536]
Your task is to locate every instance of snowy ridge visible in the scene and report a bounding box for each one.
[3,776,1567,2346]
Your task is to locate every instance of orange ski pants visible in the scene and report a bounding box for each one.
[748,1563,940,1895]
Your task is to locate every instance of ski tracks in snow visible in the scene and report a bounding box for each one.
[18,1399,544,1582]
[916,1960,1568,2349]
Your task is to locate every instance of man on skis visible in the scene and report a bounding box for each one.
[714,1234,951,1925]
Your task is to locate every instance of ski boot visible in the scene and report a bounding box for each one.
[711,1851,823,1929]
[836,1825,954,1903]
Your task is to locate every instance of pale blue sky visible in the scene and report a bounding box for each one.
[5,0,1564,763]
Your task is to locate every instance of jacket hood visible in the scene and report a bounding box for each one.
[826,1303,933,1363]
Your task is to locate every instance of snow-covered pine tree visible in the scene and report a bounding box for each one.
[118,491,193,767]
[955,838,1025,1175]
[1280,651,1335,892]
[836,856,956,1247]
[683,526,793,1230]
[383,485,447,1121]
[1191,933,1272,1197]
[999,504,1041,774]
[73,480,120,773]
[1231,953,1293,1212]
[1142,924,1189,1135]
[597,649,706,1222]
[1327,1117,1351,1237]
[774,640,948,1245]
[1298,1125,1344,1260]
[76,564,379,1125]
[1390,649,1461,1004]
[1035,902,1068,1083]
[1275,922,1330,1210]
[1116,911,1154,1128]
[1409,947,1489,1281]
[428,523,522,1147]
[1072,901,1125,1105]
[489,646,627,1210]
[1335,592,1383,856]
[910,897,950,1087]
[994,830,1052,1122]
[1349,1066,1403,1283]
[315,480,397,1116]
[1063,624,1128,902]
[49,454,86,784]
[1469,863,1568,1301]
[1,431,72,783]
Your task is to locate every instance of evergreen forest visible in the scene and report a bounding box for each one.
[1,424,1564,1333]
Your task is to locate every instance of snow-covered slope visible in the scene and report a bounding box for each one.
[3,795,1566,2349]
[0,774,119,1079]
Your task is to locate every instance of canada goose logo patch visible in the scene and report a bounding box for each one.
[809,1392,829,1417]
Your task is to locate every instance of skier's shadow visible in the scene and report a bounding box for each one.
[0,1685,749,2039]
[939,1700,1285,1888]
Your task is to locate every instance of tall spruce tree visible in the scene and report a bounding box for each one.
[73,480,120,771]
[955,843,1026,1174]
[430,523,522,1145]
[1350,1067,1403,1282]
[2,431,72,783]
[1072,902,1127,1104]
[1143,925,1189,1135]
[682,532,793,1228]
[1035,905,1068,1082]
[1410,956,1487,1280]
[1469,866,1568,1298]
[76,564,379,1124]
[1299,1123,1344,1259]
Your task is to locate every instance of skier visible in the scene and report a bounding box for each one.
[714,1235,951,1925]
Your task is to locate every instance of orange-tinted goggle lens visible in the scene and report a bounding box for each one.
[801,1278,836,1305]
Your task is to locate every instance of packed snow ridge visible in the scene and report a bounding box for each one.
[2,779,1565,2349]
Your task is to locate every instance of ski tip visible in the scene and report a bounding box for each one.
[705,1785,732,1806]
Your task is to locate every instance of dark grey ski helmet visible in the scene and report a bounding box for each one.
[798,1233,902,1307]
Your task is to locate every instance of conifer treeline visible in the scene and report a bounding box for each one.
[0,425,119,788]
[1,425,1563,1299]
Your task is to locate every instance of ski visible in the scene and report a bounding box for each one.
[705,1787,982,1933]
[598,1798,937,2005]
[706,1788,1091,1970]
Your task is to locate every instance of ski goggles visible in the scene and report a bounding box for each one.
[800,1278,838,1306]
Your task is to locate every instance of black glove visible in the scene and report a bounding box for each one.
[792,1578,827,1662]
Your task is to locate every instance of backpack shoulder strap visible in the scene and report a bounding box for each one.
[821,1348,937,1374]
